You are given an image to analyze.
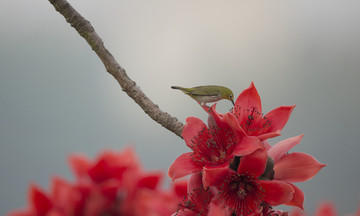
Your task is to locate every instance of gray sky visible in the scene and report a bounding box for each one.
[1,0,360,215]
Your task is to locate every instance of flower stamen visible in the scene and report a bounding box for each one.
[190,126,236,166]
[218,173,264,216]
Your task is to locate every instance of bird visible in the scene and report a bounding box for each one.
[171,85,235,107]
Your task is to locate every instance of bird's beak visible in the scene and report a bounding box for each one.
[231,99,235,106]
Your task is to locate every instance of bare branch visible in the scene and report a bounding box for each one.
[48,0,184,138]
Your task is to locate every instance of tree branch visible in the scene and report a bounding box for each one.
[48,0,184,138]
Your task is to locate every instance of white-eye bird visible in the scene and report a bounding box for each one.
[171,85,235,107]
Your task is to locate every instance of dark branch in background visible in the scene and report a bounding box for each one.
[48,0,184,138]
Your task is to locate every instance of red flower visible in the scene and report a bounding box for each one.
[230,82,295,140]
[69,147,140,183]
[203,148,294,216]
[174,172,228,216]
[69,148,170,216]
[267,135,326,209]
[168,114,262,181]
[8,147,186,216]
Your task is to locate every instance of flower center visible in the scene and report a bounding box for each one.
[232,105,272,135]
[219,173,264,215]
[237,186,247,199]
[190,126,236,166]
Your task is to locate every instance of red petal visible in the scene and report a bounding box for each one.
[210,107,260,157]
[216,112,262,157]
[208,104,242,139]
[173,180,188,197]
[208,201,230,216]
[285,183,304,210]
[176,172,216,216]
[68,154,91,179]
[274,152,326,182]
[237,147,267,177]
[87,158,112,183]
[99,179,121,200]
[268,135,304,163]
[208,109,218,128]
[88,148,139,183]
[29,184,52,215]
[172,209,196,216]
[201,103,212,114]
[260,180,294,206]
[263,105,295,135]
[230,136,262,158]
[262,140,272,150]
[208,104,223,125]
[222,112,247,137]
[51,177,74,210]
[257,131,281,141]
[188,172,202,192]
[168,152,202,180]
[187,172,206,204]
[202,164,231,188]
[234,82,262,114]
[182,117,208,149]
[137,171,163,189]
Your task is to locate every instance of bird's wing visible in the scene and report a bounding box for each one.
[189,86,220,96]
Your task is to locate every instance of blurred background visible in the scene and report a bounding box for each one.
[1,0,360,215]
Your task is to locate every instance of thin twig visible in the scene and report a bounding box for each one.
[48,0,184,138]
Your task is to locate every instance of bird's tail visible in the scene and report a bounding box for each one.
[171,86,190,93]
[171,86,182,89]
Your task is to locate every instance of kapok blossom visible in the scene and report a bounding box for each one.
[229,82,295,141]
[168,112,262,181]
[8,147,187,216]
[203,148,295,216]
[265,135,326,209]
[173,172,227,216]
[169,82,328,216]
